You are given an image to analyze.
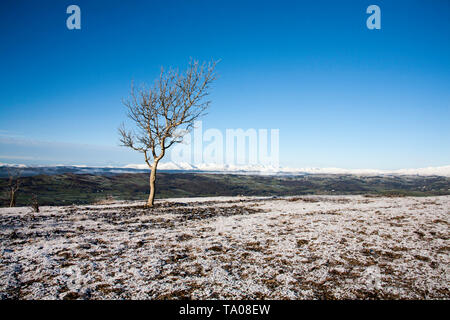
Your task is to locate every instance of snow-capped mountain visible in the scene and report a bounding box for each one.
[2,162,450,177]
[124,162,450,177]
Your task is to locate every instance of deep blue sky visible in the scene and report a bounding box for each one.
[0,0,449,169]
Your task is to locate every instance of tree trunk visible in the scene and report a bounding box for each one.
[9,190,16,207]
[147,161,158,207]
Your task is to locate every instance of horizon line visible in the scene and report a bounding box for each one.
[1,162,450,177]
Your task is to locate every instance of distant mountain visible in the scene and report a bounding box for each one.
[0,164,148,178]
[125,162,450,177]
[1,162,450,177]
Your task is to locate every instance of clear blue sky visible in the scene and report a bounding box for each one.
[0,0,449,169]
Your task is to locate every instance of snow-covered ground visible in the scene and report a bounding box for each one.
[0,195,449,299]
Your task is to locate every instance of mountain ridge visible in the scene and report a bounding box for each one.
[1,162,450,177]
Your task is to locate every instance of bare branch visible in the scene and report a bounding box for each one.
[119,59,218,162]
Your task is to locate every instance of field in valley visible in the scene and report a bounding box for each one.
[1,195,449,299]
[1,171,449,207]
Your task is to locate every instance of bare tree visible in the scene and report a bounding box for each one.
[119,60,218,207]
[7,168,22,207]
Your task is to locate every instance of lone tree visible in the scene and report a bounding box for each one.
[119,60,217,207]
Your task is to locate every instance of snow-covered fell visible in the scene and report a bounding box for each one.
[2,162,450,177]
[124,162,450,177]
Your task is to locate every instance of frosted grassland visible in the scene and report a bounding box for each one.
[0,195,449,299]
